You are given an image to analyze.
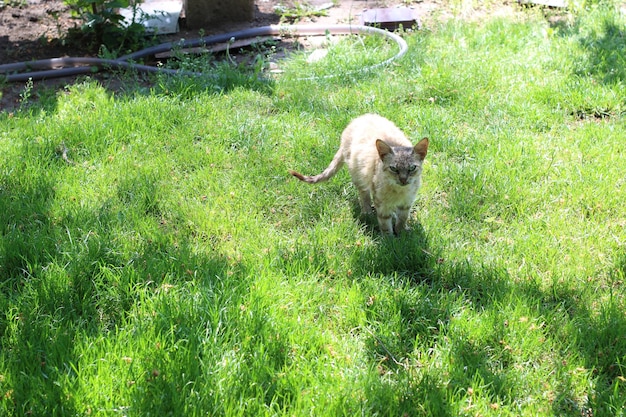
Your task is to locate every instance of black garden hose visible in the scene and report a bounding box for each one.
[0,24,408,83]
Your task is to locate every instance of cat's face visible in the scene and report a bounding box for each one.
[376,138,429,186]
[387,155,421,185]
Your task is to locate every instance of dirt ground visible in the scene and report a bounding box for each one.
[0,0,447,110]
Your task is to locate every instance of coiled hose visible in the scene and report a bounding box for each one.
[0,24,408,83]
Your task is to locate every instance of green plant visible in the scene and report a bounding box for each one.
[0,0,27,9]
[64,0,149,55]
[18,77,33,108]
[154,37,275,96]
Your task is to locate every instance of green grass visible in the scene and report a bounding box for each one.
[1,2,626,416]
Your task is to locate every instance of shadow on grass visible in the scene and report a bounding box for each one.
[550,7,626,86]
[346,212,514,414]
[576,17,626,85]
[0,143,75,415]
[351,213,626,414]
[0,142,249,415]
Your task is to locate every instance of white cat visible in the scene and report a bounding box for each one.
[289,113,429,235]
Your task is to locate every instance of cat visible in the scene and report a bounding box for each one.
[289,113,429,235]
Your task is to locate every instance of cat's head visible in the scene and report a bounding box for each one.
[376,138,429,186]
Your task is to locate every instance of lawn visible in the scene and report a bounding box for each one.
[1,1,625,416]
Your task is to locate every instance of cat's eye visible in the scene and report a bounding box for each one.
[389,166,399,173]
[408,165,417,172]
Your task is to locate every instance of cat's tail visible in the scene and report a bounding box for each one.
[289,149,344,184]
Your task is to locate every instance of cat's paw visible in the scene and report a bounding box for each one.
[393,225,409,236]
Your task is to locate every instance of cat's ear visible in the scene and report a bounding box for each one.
[376,139,393,160]
[414,137,429,161]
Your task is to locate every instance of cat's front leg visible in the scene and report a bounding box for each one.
[394,206,411,235]
[376,210,395,235]
[357,187,374,214]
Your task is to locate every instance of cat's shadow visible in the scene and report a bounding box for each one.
[350,200,434,283]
